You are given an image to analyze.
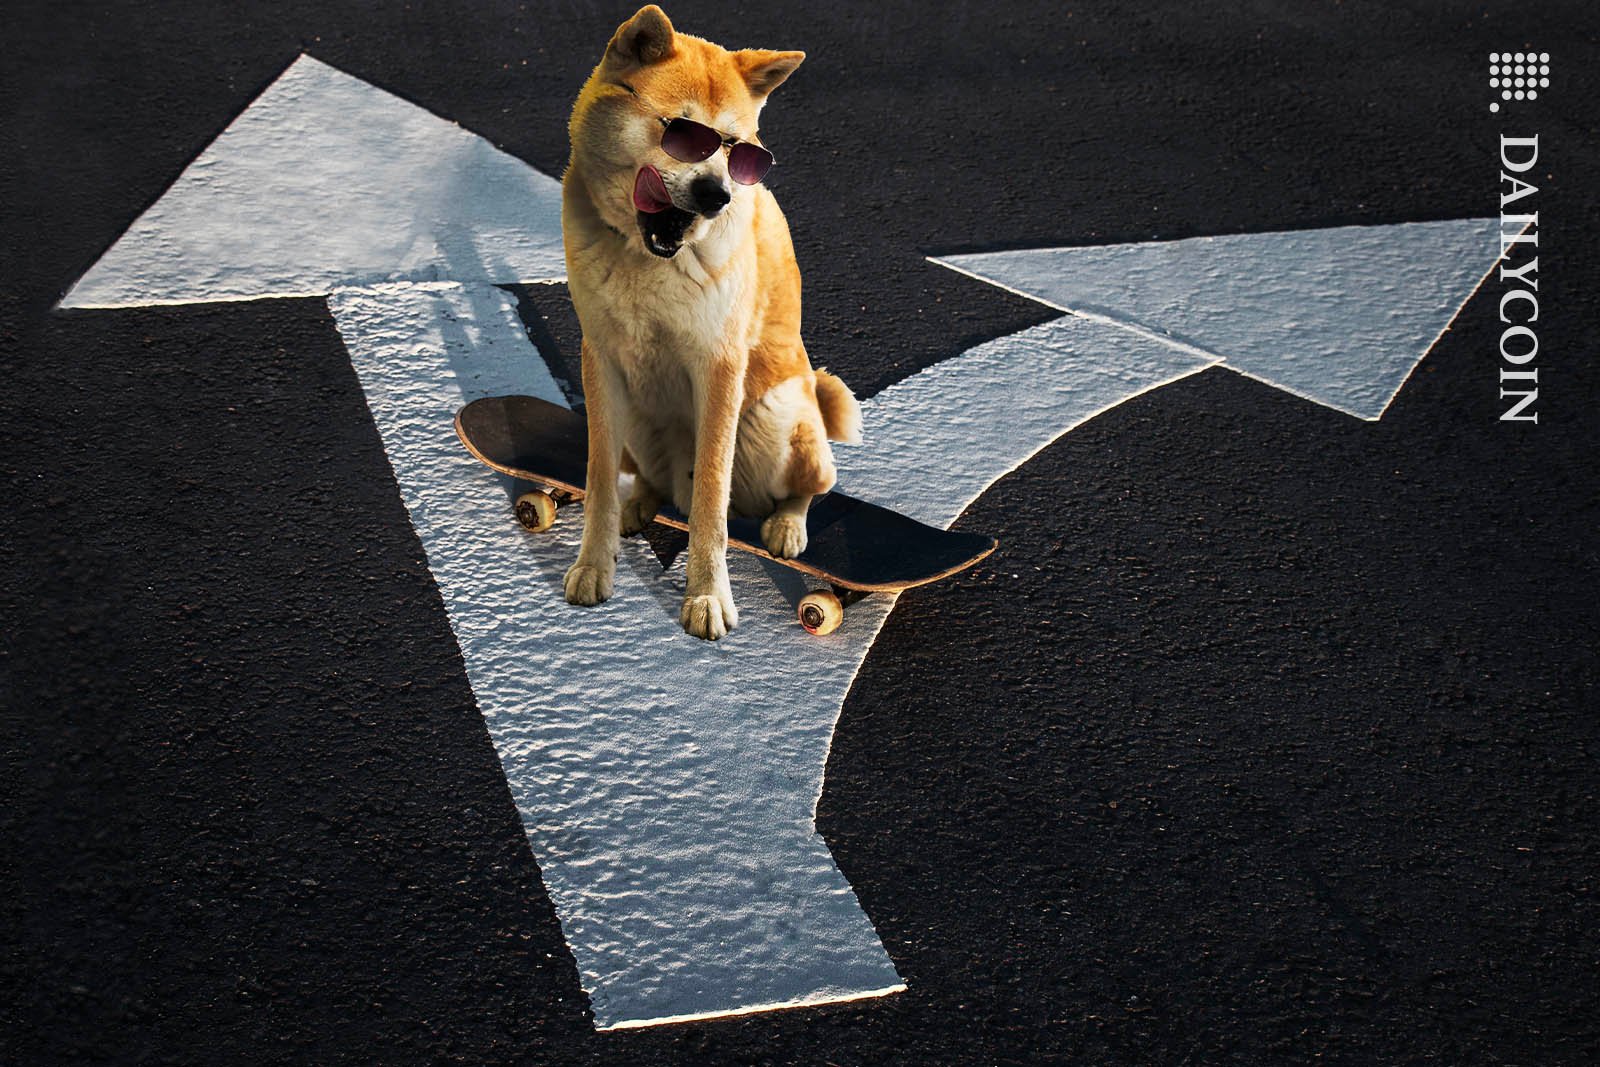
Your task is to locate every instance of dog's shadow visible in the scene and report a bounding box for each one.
[497,471,808,631]
[757,556,810,610]
[496,475,687,626]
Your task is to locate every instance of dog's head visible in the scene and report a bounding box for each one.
[568,5,803,258]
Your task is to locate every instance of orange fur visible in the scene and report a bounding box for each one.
[814,369,862,444]
[560,6,859,640]
[785,416,836,499]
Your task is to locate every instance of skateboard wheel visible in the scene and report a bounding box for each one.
[514,491,558,533]
[798,590,844,636]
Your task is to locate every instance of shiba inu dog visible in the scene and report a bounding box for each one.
[561,5,861,640]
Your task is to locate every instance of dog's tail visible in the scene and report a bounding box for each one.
[815,369,862,445]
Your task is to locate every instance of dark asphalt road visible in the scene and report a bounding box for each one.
[6,1,1599,1063]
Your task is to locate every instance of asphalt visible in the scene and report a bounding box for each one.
[5,1,1599,1063]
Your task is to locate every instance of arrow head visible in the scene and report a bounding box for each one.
[62,55,566,309]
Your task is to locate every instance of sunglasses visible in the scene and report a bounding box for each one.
[658,117,774,185]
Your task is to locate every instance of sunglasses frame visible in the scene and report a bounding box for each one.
[656,116,775,185]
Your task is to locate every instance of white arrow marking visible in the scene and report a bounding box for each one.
[330,281,1215,1028]
[934,218,1502,420]
[838,314,1218,527]
[58,53,1503,1028]
[62,54,565,308]
[329,281,906,1028]
[60,53,909,1028]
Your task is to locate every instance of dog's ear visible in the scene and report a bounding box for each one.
[735,50,805,99]
[605,5,677,68]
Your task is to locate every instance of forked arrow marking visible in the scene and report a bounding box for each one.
[60,53,1500,1029]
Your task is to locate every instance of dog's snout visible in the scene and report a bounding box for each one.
[690,175,731,215]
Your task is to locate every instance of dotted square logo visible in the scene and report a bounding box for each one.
[1490,52,1549,112]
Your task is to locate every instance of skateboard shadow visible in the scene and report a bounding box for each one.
[759,556,810,610]
[490,477,699,632]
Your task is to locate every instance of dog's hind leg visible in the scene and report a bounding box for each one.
[758,407,837,559]
[621,477,664,537]
[618,436,672,537]
[760,496,810,558]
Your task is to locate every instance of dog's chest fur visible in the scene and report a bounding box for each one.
[568,215,755,398]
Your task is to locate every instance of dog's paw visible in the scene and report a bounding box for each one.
[620,492,658,537]
[760,512,808,559]
[564,561,614,606]
[680,589,738,641]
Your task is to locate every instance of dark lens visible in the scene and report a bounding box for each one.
[727,143,774,185]
[660,118,721,163]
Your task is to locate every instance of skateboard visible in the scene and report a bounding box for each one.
[454,394,998,635]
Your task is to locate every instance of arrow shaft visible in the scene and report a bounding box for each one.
[327,281,904,1029]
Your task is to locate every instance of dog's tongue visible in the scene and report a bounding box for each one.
[633,165,673,213]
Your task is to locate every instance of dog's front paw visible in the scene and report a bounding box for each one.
[760,512,808,559]
[564,561,614,606]
[680,588,738,641]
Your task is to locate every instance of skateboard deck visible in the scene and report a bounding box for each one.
[454,394,997,606]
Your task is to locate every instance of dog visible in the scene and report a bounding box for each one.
[560,5,861,640]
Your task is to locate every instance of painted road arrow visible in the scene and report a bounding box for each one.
[932,219,1501,422]
[59,53,1502,1029]
[63,55,566,306]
